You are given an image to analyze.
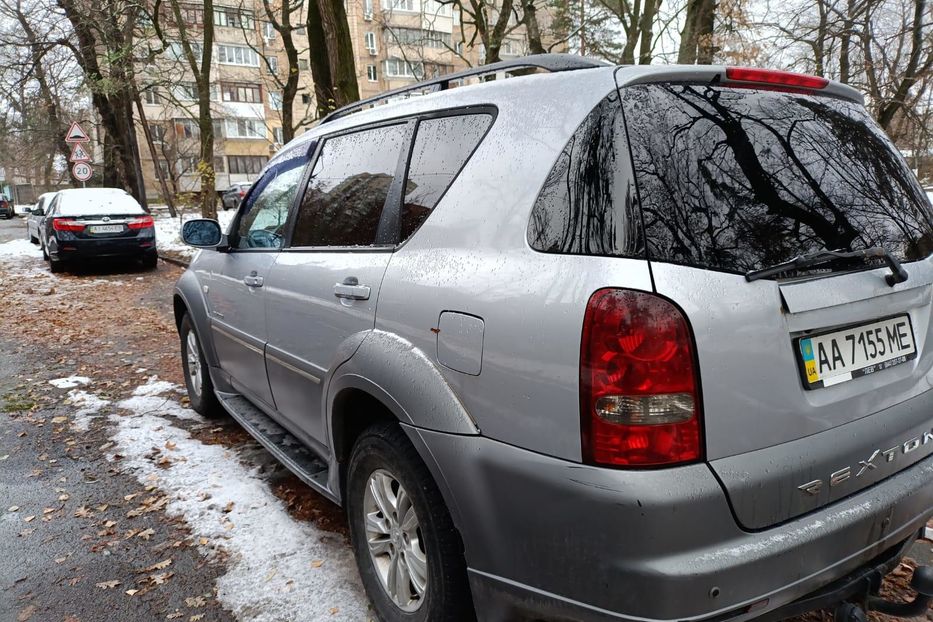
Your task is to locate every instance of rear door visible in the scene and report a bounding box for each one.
[618,80,933,528]
[206,148,310,408]
[264,122,412,447]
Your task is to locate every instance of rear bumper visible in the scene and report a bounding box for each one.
[50,234,155,260]
[407,427,933,622]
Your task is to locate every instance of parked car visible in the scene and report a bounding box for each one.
[221,183,251,211]
[41,187,157,273]
[27,192,56,245]
[0,197,13,219]
[175,55,933,622]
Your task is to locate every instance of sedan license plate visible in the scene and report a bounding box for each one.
[797,315,916,389]
[89,224,123,234]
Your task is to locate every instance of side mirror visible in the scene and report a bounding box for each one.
[34,208,44,216]
[182,219,226,248]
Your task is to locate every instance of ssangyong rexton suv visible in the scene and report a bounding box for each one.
[173,55,933,622]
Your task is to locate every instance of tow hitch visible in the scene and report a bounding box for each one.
[834,566,933,622]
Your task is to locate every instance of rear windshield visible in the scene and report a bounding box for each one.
[58,191,144,217]
[622,84,933,274]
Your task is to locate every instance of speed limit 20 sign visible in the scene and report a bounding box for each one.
[72,162,93,182]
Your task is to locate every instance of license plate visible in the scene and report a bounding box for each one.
[797,315,916,389]
[89,224,123,234]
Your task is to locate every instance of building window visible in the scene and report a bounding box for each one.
[455,41,463,55]
[143,86,161,105]
[269,92,283,111]
[166,41,202,61]
[213,156,225,173]
[273,127,284,144]
[384,57,423,79]
[301,94,311,105]
[262,21,275,39]
[366,64,377,81]
[390,0,416,11]
[150,123,166,144]
[221,82,262,103]
[266,55,278,73]
[298,58,309,70]
[214,6,255,29]
[364,31,377,54]
[174,118,200,139]
[363,0,373,18]
[177,156,199,174]
[217,44,259,66]
[228,155,268,175]
[212,119,225,138]
[157,160,170,177]
[384,27,451,48]
[173,82,198,101]
[225,118,265,139]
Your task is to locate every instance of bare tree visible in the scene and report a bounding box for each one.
[306,0,360,116]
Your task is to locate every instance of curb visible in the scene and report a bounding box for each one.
[157,253,191,268]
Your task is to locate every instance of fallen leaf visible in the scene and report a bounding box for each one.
[95,504,108,512]
[23,515,35,523]
[166,613,184,620]
[140,558,172,572]
[51,416,68,424]
[136,528,155,540]
[311,560,324,568]
[54,557,67,564]
[73,506,92,518]
[189,616,204,622]
[8,506,19,512]
[264,569,277,581]
[58,494,69,502]
[329,608,339,615]
[17,604,37,621]
[185,596,206,608]
[125,589,139,596]
[0,455,8,461]
[42,508,55,515]
[95,580,120,589]
[223,501,234,513]
[149,572,174,585]
[164,441,177,450]
[123,493,138,501]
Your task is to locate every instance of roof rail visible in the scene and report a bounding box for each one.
[320,53,609,125]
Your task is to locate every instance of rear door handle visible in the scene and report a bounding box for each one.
[243,274,264,288]
[334,277,370,301]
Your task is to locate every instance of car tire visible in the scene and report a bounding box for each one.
[179,313,223,418]
[49,258,65,274]
[41,243,49,261]
[347,423,475,622]
[141,253,158,270]
[29,234,38,244]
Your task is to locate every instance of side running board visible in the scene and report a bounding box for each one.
[216,393,335,503]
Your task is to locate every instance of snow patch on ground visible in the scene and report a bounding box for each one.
[132,376,182,397]
[154,211,235,258]
[108,378,370,621]
[0,239,43,260]
[67,389,111,432]
[49,375,91,389]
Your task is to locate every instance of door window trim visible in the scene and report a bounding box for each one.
[281,104,498,253]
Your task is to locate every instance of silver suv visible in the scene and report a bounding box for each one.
[175,55,933,622]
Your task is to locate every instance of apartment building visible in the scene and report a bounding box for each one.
[136,0,549,200]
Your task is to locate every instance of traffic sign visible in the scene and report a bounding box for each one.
[69,143,91,162]
[65,122,90,143]
[72,162,93,181]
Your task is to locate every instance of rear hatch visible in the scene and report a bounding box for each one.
[616,74,933,528]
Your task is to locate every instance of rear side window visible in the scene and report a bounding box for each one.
[527,94,644,257]
[401,113,492,241]
[292,124,407,247]
[622,83,933,274]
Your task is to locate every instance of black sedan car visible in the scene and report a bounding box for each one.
[0,197,13,219]
[41,188,157,273]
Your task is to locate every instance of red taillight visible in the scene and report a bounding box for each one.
[127,215,154,230]
[725,67,829,90]
[52,218,85,232]
[580,289,702,467]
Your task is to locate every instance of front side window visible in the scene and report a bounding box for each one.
[235,149,310,249]
[401,113,491,240]
[291,124,407,247]
[622,83,933,274]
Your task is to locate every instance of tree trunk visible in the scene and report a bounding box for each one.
[678,0,716,64]
[133,87,176,216]
[523,0,547,54]
[307,0,359,117]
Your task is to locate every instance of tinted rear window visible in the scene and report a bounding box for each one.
[623,84,933,274]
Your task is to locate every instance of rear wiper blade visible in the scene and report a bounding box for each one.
[745,247,908,286]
